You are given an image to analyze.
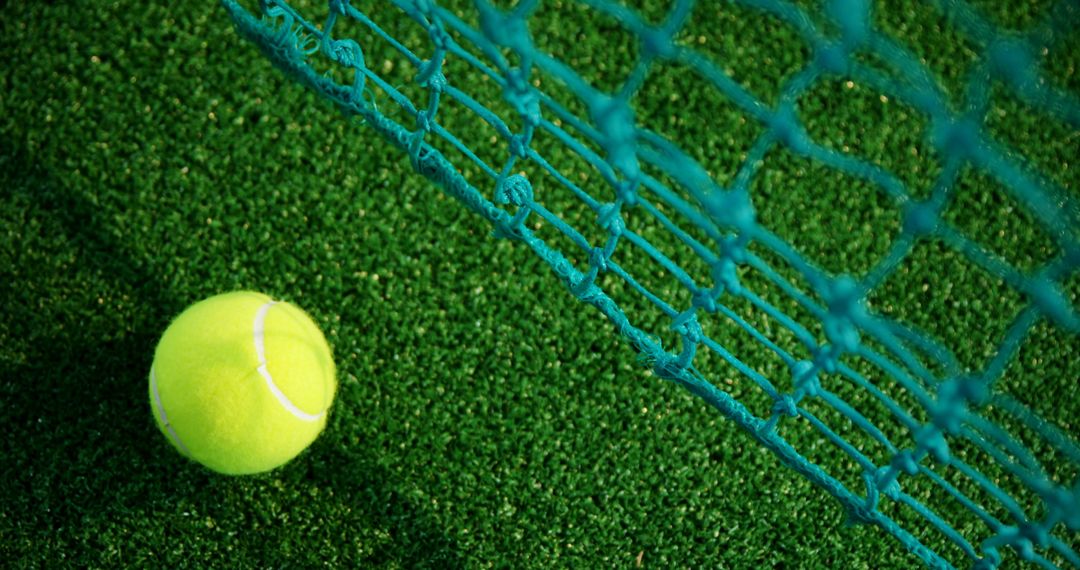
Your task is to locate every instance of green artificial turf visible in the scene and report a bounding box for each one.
[1,0,1077,568]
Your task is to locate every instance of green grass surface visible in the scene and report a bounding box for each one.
[2,0,1078,568]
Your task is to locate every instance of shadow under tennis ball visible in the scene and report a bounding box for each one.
[0,138,462,568]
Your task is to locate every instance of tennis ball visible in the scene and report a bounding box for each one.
[149,291,336,475]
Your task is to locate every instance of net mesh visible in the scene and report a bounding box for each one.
[222,0,1080,567]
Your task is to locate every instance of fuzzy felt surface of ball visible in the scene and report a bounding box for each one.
[149,291,336,475]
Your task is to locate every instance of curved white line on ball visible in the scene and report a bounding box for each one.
[253,300,326,422]
[151,365,193,457]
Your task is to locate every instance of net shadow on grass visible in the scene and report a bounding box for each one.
[0,139,462,569]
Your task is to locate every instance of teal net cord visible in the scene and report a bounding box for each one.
[222,0,1080,567]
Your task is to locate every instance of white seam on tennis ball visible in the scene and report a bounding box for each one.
[150,365,193,458]
[253,300,326,422]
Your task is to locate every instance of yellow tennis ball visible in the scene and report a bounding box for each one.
[149,291,336,475]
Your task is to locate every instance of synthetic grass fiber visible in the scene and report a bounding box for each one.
[1,0,1078,568]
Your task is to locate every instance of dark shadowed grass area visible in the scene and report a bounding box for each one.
[1,0,1077,568]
